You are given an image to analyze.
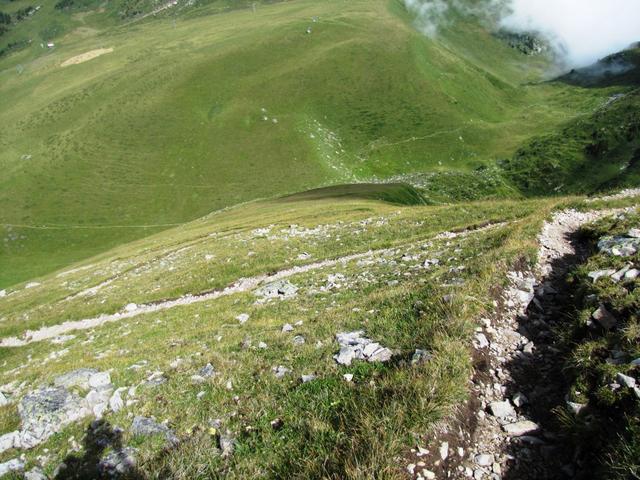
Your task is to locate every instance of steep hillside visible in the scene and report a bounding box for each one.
[0,185,637,478]
[0,0,605,287]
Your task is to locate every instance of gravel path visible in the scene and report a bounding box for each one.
[0,221,506,348]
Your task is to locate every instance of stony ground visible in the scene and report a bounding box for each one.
[403,205,639,480]
[0,193,637,478]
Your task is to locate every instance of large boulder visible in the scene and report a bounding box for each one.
[18,387,91,448]
[54,369,99,390]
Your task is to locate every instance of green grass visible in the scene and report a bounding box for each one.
[0,191,563,477]
[552,212,640,479]
[0,0,616,288]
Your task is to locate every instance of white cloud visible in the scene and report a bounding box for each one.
[405,0,640,68]
[502,0,640,67]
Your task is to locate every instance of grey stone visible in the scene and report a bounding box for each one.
[281,324,294,333]
[219,433,235,457]
[131,416,178,445]
[475,454,494,466]
[19,387,90,448]
[587,269,616,282]
[0,458,24,477]
[273,366,290,379]
[88,372,112,389]
[99,447,137,477]
[366,346,393,363]
[474,333,489,349]
[617,372,637,389]
[144,372,167,387]
[335,346,359,366]
[598,236,639,257]
[489,401,516,419]
[592,305,617,329]
[611,265,632,282]
[199,363,215,378]
[333,331,392,365]
[255,280,298,300]
[512,392,528,407]
[625,269,640,280]
[411,349,432,365]
[292,335,305,346]
[54,369,99,390]
[301,374,316,383]
[0,392,8,407]
[0,431,19,453]
[567,401,586,415]
[109,389,125,413]
[86,388,112,418]
[503,420,540,436]
[24,467,48,480]
[629,228,640,238]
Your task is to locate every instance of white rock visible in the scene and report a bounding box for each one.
[439,441,449,460]
[625,269,640,280]
[0,458,24,476]
[124,303,138,312]
[343,374,354,382]
[236,313,249,324]
[474,333,489,349]
[423,470,436,479]
[587,269,616,282]
[617,372,637,388]
[25,282,40,289]
[367,346,393,363]
[301,374,316,383]
[512,392,528,407]
[0,392,8,407]
[489,400,515,419]
[503,420,539,436]
[592,305,617,329]
[282,324,294,333]
[0,290,6,298]
[109,390,124,413]
[0,431,20,453]
[88,372,111,389]
[474,454,494,466]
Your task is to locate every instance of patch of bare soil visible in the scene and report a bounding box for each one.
[61,48,113,67]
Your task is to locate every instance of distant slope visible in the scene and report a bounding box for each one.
[0,0,611,287]
[500,48,640,196]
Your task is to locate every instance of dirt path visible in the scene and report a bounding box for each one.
[405,205,636,480]
[0,221,506,348]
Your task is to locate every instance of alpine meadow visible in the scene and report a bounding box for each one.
[0,1,638,479]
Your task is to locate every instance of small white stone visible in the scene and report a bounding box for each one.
[475,454,494,466]
[439,441,449,460]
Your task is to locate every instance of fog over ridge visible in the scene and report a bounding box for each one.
[405,0,640,68]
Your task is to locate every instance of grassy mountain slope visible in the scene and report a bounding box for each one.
[0,0,604,288]
[0,188,637,478]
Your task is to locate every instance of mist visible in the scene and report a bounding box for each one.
[405,0,640,68]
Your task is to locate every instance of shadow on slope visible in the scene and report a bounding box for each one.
[54,420,143,480]
[279,183,430,206]
[556,47,640,89]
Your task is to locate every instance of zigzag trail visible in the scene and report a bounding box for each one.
[0,222,506,348]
